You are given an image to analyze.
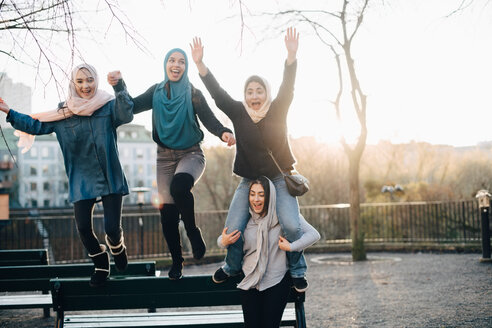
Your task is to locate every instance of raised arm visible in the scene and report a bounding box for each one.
[285,27,298,66]
[107,71,133,127]
[273,27,299,112]
[190,37,240,118]
[107,70,154,115]
[190,37,208,77]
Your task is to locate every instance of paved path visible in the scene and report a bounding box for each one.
[1,252,491,327]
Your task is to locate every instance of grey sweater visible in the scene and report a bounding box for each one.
[218,214,319,291]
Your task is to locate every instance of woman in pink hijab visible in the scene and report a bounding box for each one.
[0,64,133,287]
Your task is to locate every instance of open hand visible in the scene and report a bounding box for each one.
[221,132,236,147]
[107,71,122,86]
[285,27,299,53]
[221,227,241,247]
[278,236,292,251]
[190,37,204,65]
[285,27,299,65]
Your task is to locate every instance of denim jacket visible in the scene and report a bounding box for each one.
[6,87,133,203]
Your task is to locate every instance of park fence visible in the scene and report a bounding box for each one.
[0,200,485,264]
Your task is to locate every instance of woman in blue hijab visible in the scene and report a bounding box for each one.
[109,48,235,280]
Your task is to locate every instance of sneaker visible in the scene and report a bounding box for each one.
[212,267,229,284]
[292,277,309,292]
[168,262,183,280]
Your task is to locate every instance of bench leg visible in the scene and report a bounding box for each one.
[43,306,50,318]
[42,290,50,318]
[55,311,64,328]
[295,300,306,328]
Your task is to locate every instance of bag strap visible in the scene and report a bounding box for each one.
[255,124,289,177]
[267,149,286,176]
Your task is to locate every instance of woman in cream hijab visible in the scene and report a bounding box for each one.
[218,176,319,328]
[192,27,312,292]
[0,64,133,287]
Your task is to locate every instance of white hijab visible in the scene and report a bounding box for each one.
[237,178,278,290]
[15,64,114,153]
[242,76,272,124]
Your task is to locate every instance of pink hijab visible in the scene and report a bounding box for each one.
[16,64,114,153]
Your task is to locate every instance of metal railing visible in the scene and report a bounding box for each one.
[0,200,485,264]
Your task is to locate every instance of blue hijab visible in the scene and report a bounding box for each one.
[152,48,203,149]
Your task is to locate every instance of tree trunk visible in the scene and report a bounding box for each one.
[349,153,367,261]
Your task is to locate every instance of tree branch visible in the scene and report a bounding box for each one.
[348,0,369,43]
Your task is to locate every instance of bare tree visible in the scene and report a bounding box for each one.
[257,0,371,260]
[0,0,145,97]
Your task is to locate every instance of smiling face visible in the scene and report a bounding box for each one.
[245,81,267,111]
[74,68,96,99]
[166,51,186,82]
[249,183,266,216]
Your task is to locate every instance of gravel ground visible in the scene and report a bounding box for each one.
[1,252,491,328]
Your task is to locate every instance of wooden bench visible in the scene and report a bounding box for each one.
[0,261,156,318]
[51,274,306,328]
[0,248,49,266]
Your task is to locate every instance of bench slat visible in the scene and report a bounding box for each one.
[0,262,156,292]
[63,309,296,328]
[0,294,52,309]
[0,249,49,266]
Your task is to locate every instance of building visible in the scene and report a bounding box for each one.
[18,133,68,207]
[117,124,157,205]
[0,123,156,208]
[0,73,31,128]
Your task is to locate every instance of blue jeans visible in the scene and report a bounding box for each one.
[222,175,307,278]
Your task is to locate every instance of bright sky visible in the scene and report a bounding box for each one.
[1,0,491,147]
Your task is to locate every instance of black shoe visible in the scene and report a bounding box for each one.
[88,245,110,288]
[292,277,309,292]
[90,269,110,287]
[212,267,229,284]
[106,235,128,272]
[112,246,128,272]
[168,262,183,280]
[187,227,206,260]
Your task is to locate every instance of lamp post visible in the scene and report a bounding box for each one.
[131,187,151,258]
[475,189,491,263]
[381,184,404,202]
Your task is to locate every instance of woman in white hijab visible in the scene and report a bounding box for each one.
[0,64,133,287]
[218,176,319,328]
[192,28,313,293]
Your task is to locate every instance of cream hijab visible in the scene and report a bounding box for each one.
[242,76,272,124]
[237,178,278,290]
[15,64,114,153]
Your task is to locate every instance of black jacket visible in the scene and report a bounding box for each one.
[200,61,297,179]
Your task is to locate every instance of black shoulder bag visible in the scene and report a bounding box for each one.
[267,149,310,197]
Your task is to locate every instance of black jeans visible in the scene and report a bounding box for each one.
[240,273,292,328]
[73,194,123,255]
